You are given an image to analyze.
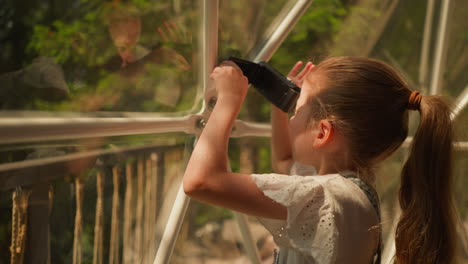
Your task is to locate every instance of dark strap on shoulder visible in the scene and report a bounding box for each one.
[341,173,382,264]
[272,248,280,264]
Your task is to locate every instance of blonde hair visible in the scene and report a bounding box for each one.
[307,56,456,263]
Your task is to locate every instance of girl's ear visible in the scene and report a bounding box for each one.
[312,120,334,148]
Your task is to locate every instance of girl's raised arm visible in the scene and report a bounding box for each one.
[271,104,293,174]
[183,61,287,220]
[271,61,314,174]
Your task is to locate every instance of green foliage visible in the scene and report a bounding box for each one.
[372,0,427,85]
[28,12,111,66]
[6,0,200,112]
[270,0,349,74]
[194,203,233,228]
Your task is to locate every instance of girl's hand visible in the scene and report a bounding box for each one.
[210,61,248,102]
[287,61,315,88]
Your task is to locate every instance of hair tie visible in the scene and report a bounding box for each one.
[407,91,423,111]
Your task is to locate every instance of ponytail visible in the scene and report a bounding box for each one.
[396,95,457,263]
[308,57,458,262]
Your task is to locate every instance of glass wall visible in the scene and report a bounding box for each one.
[171,137,274,263]
[1,0,203,263]
[0,0,201,113]
[0,133,193,263]
[0,0,466,263]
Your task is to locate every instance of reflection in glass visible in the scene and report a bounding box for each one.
[0,0,201,113]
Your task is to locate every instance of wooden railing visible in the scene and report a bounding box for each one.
[0,143,186,264]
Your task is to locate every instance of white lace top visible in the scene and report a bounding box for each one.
[251,163,379,264]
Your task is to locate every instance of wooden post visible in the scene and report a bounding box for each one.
[109,166,121,264]
[24,183,50,264]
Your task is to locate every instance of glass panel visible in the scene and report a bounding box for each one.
[267,0,466,102]
[239,0,373,122]
[455,107,468,141]
[172,137,274,263]
[270,0,371,73]
[219,0,294,123]
[0,132,189,165]
[375,148,405,245]
[0,133,194,263]
[441,0,467,98]
[453,150,468,251]
[0,0,201,113]
[218,0,291,59]
[378,147,468,262]
[171,200,275,264]
[370,0,430,91]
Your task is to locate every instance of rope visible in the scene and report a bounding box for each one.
[143,157,156,263]
[123,162,134,264]
[10,188,32,264]
[48,185,54,264]
[93,171,104,264]
[10,190,19,264]
[134,159,145,263]
[148,153,159,263]
[73,178,84,264]
[48,185,54,215]
[109,166,121,264]
[143,158,150,263]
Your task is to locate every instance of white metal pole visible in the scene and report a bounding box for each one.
[429,0,451,95]
[251,0,315,62]
[0,1,317,145]
[418,0,435,93]
[229,158,262,264]
[381,204,400,264]
[0,115,198,145]
[152,184,191,264]
[199,0,219,116]
[451,86,468,121]
[153,1,219,263]
[231,120,271,138]
[234,213,261,264]
[232,0,314,139]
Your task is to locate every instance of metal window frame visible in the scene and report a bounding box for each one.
[153,0,219,263]
[0,0,466,263]
[429,0,452,95]
[0,143,184,191]
[0,0,316,263]
[154,1,315,263]
[418,0,435,93]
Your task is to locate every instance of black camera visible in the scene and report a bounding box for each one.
[229,57,300,113]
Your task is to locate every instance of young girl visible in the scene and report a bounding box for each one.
[183,57,457,264]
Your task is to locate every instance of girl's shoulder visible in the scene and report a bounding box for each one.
[288,162,351,187]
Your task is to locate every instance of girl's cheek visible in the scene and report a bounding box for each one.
[288,119,297,140]
[288,127,294,144]
[289,113,304,137]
